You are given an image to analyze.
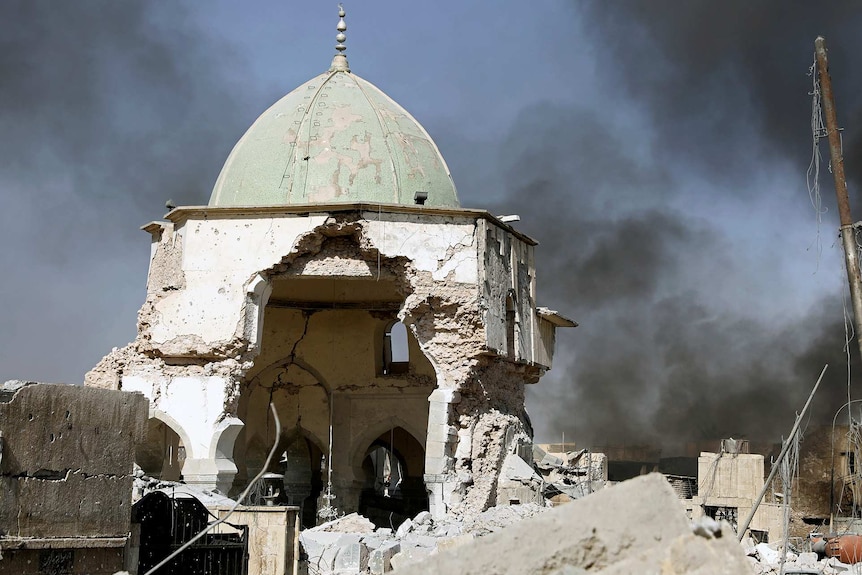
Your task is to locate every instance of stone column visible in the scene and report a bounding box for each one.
[424,388,460,518]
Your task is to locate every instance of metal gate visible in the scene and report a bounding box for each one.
[133,491,249,575]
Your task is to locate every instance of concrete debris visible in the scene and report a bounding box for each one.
[387,473,753,574]
[531,444,607,505]
[299,473,763,574]
[740,537,862,574]
[299,501,548,574]
[313,513,377,534]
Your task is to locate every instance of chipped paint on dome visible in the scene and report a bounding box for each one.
[209,68,459,208]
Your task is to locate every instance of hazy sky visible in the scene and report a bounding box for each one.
[3,1,862,449]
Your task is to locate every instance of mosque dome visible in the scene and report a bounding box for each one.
[209,9,459,208]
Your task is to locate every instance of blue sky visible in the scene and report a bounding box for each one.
[2,1,860,448]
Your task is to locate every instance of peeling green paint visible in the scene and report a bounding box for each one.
[209,68,459,208]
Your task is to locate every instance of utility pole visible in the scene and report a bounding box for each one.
[815,36,862,361]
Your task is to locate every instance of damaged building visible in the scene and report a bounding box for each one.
[85,9,574,527]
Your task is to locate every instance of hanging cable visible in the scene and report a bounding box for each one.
[807,58,829,268]
[144,404,282,575]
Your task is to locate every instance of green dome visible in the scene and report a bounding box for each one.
[209,57,459,208]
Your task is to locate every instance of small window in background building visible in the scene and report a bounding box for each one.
[384,321,410,375]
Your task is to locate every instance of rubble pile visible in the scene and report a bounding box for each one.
[532,445,606,503]
[299,473,755,574]
[742,540,860,574]
[300,503,549,574]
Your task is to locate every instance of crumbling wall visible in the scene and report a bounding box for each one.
[85,208,547,516]
[0,382,147,538]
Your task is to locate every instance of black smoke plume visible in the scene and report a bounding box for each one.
[487,2,862,452]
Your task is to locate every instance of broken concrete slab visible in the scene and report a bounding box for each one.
[0,383,147,538]
[332,536,369,574]
[369,541,401,575]
[388,473,754,575]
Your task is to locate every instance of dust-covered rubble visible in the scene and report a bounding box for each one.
[299,504,549,574]
[299,473,759,574]
[742,539,860,574]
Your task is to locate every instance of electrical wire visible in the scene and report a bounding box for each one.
[143,403,282,575]
[807,58,829,268]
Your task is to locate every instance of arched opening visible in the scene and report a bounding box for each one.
[136,418,186,481]
[506,293,517,359]
[358,426,428,528]
[236,242,438,518]
[242,427,325,529]
[277,431,325,529]
[383,321,410,375]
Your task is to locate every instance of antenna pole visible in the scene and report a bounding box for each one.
[816,37,862,361]
[737,365,827,541]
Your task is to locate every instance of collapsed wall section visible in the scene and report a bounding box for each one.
[83,206,560,518]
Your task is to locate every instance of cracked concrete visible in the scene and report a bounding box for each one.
[0,382,147,538]
[85,205,570,518]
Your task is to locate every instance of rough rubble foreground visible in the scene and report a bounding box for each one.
[391,473,754,575]
[299,473,753,574]
[743,541,861,574]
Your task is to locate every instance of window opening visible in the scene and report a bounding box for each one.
[384,321,410,375]
[506,295,516,359]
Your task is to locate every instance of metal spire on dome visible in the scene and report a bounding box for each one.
[330,4,350,72]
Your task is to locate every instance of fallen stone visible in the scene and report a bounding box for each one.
[413,511,432,526]
[403,533,437,548]
[361,534,388,551]
[756,542,781,565]
[395,518,414,538]
[313,512,376,534]
[299,530,343,572]
[332,538,368,574]
[798,551,818,565]
[388,473,754,575]
[369,541,401,575]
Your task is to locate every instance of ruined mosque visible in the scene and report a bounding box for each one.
[85,7,575,525]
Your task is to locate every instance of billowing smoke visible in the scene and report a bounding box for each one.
[5,1,862,455]
[0,1,253,380]
[489,2,862,451]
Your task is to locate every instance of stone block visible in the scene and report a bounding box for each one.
[428,389,460,404]
[300,531,343,572]
[333,539,368,574]
[426,406,450,427]
[413,511,432,526]
[403,533,437,548]
[425,440,448,460]
[798,552,819,565]
[369,541,401,574]
[395,518,413,538]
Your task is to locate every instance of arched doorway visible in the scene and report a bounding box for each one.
[358,426,428,528]
[136,417,186,481]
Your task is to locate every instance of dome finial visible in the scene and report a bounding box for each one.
[336,4,347,53]
[330,4,350,72]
